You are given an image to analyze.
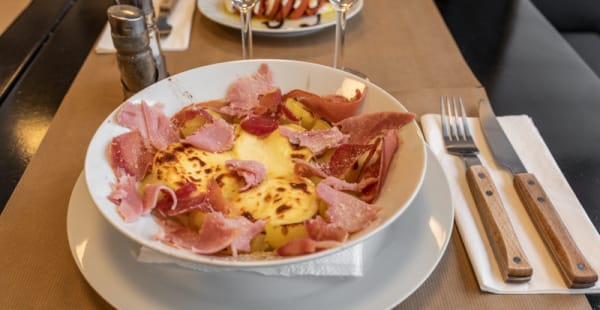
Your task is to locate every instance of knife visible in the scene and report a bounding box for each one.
[478,99,598,288]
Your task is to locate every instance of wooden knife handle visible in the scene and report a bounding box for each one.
[514,173,598,288]
[466,165,533,282]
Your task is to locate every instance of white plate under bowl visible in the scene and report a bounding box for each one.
[197,0,363,37]
[84,59,426,268]
[69,146,453,309]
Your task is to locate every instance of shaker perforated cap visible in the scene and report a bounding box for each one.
[107,5,145,37]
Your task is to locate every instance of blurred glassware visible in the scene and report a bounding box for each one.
[230,0,259,59]
[329,0,358,69]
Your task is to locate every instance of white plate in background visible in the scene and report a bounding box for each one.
[197,0,363,37]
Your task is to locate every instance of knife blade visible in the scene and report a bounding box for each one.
[478,99,598,288]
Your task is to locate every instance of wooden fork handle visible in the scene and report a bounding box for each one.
[466,165,533,282]
[514,173,598,288]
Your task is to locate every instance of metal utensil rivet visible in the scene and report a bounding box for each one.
[537,197,545,203]
[577,263,586,270]
[528,179,535,185]
[485,190,493,196]
[513,256,522,263]
[478,172,486,179]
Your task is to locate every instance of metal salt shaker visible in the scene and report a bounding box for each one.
[108,5,157,98]
[116,0,168,80]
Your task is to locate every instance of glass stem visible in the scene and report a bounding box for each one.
[239,8,253,59]
[333,8,348,68]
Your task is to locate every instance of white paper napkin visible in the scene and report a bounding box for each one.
[95,0,195,54]
[421,114,600,294]
[137,243,364,277]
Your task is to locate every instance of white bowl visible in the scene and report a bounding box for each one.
[84,59,427,268]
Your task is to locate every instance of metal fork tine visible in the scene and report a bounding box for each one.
[458,97,472,140]
[450,97,463,141]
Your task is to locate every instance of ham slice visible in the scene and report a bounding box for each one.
[305,216,348,242]
[279,126,349,155]
[171,102,221,129]
[229,217,266,256]
[154,182,212,216]
[221,64,274,117]
[109,130,154,180]
[240,114,279,137]
[225,159,267,192]
[108,175,144,222]
[143,183,177,214]
[283,88,365,122]
[321,176,378,193]
[159,212,239,254]
[116,101,179,151]
[155,180,238,216]
[183,117,234,152]
[158,212,265,256]
[317,183,381,233]
[335,111,415,145]
[358,130,399,202]
[254,87,282,116]
[275,237,341,256]
[323,143,376,178]
[293,159,328,178]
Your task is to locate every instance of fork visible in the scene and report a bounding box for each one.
[441,96,533,283]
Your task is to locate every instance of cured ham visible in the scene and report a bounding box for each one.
[279,126,348,155]
[183,117,235,152]
[253,87,282,115]
[171,102,223,129]
[293,158,328,178]
[323,143,376,178]
[108,175,144,222]
[275,237,341,256]
[336,111,415,145]
[154,180,238,216]
[110,130,154,180]
[228,217,266,256]
[158,212,265,256]
[116,101,179,150]
[305,216,348,242]
[143,183,177,214]
[283,89,365,123]
[240,114,279,136]
[321,176,378,193]
[154,182,212,216]
[225,159,267,192]
[220,63,274,117]
[159,212,239,254]
[317,183,381,233]
[359,129,399,202]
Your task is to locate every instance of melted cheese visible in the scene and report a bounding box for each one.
[146,125,317,226]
